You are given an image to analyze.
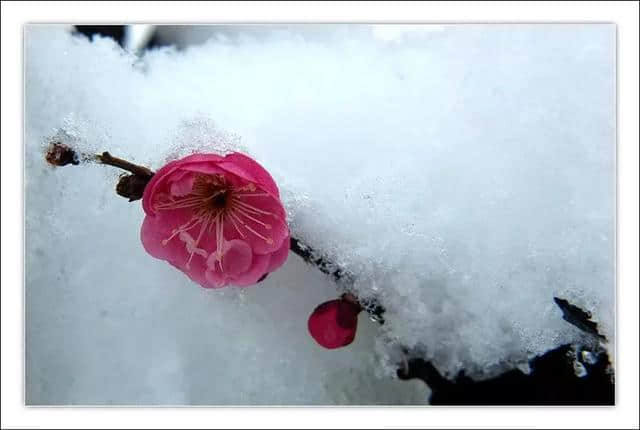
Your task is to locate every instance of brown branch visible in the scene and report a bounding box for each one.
[96,151,154,179]
[44,141,386,320]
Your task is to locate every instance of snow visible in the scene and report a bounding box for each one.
[25,24,615,404]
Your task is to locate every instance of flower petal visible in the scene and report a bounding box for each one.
[266,235,290,273]
[169,171,196,196]
[204,268,226,289]
[228,253,271,287]
[217,152,280,198]
[221,239,253,276]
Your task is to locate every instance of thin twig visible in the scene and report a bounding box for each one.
[44,142,386,320]
[96,152,155,178]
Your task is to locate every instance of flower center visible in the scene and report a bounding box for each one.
[154,173,275,271]
[209,189,228,210]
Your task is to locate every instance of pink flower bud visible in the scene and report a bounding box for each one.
[308,299,362,349]
[140,152,289,288]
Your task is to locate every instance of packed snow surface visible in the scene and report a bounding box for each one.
[25,24,615,404]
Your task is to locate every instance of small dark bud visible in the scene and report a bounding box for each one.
[45,142,79,166]
[116,174,151,202]
[257,273,269,283]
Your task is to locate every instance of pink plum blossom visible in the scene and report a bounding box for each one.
[141,152,289,288]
